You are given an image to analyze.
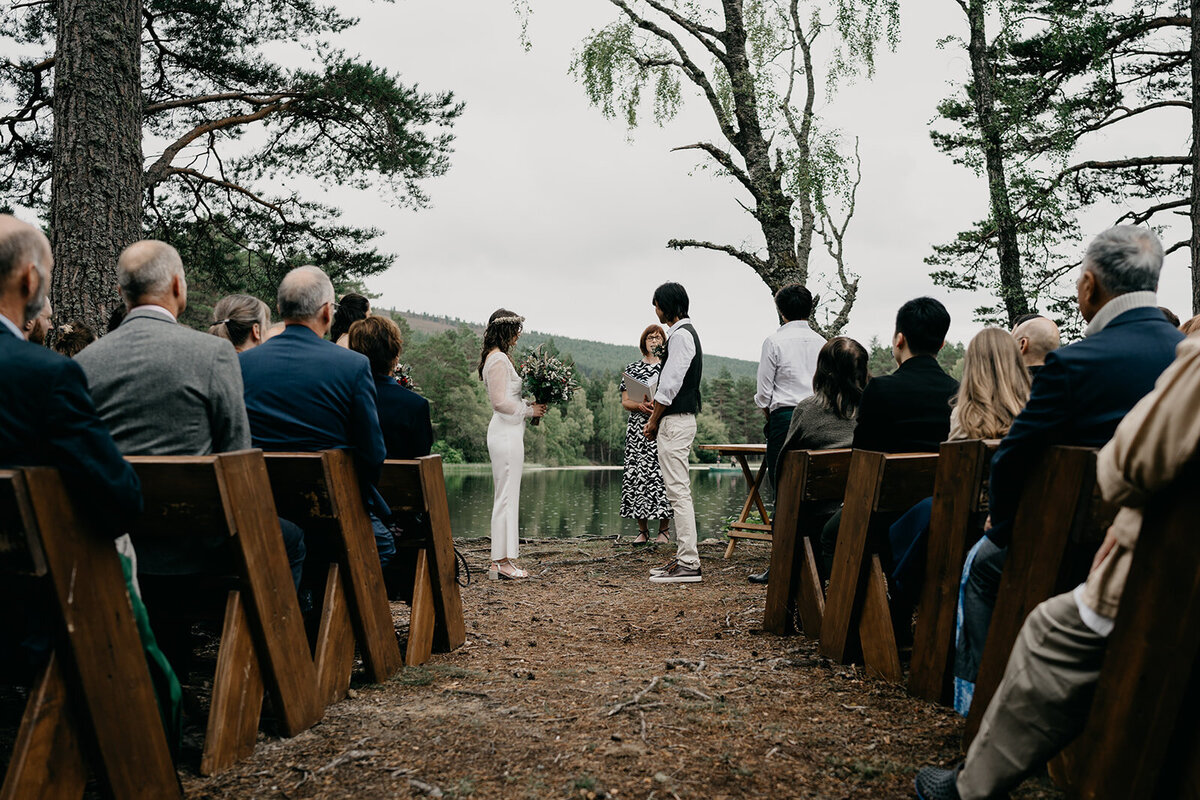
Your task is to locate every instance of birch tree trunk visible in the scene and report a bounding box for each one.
[50,0,144,334]
[1191,0,1199,314]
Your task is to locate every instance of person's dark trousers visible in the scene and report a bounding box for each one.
[819,508,842,581]
[763,407,795,504]
[954,536,1008,684]
[278,516,306,590]
[817,507,902,585]
[369,512,397,569]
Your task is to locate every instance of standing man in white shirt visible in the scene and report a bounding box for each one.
[643,282,704,584]
[749,284,825,583]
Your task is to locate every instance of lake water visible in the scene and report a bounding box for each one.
[443,465,760,541]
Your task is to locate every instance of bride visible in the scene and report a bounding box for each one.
[478,309,546,580]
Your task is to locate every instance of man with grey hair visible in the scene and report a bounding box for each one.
[0,214,142,525]
[916,225,1185,800]
[1010,315,1060,375]
[239,266,390,565]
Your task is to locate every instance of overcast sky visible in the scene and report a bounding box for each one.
[328,1,1193,361]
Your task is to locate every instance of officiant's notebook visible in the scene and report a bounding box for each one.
[622,372,658,404]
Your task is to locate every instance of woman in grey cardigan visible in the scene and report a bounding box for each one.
[780,336,870,454]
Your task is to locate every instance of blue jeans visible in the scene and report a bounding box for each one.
[370,513,397,569]
[953,535,1008,712]
[278,517,306,590]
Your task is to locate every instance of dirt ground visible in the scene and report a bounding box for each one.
[180,537,1064,800]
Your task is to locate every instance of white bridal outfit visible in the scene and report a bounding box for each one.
[483,350,534,564]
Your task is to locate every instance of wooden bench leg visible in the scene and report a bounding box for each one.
[724,536,737,559]
[859,555,902,683]
[314,563,355,706]
[201,591,264,776]
[417,457,466,653]
[797,536,825,638]
[406,550,435,666]
[0,653,87,800]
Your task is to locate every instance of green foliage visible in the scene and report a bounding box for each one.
[0,0,462,302]
[432,440,466,464]
[692,410,730,463]
[865,337,966,380]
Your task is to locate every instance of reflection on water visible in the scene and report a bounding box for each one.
[444,466,755,541]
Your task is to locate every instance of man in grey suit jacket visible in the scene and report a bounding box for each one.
[76,240,304,585]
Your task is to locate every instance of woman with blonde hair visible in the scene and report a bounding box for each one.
[948,327,1032,440]
[209,294,272,352]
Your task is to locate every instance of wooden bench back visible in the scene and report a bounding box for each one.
[820,450,940,680]
[763,449,852,636]
[908,439,998,704]
[964,446,1114,744]
[1058,461,1200,799]
[0,468,180,800]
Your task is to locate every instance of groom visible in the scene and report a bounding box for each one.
[643,282,703,584]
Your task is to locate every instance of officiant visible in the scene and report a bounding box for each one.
[618,324,674,544]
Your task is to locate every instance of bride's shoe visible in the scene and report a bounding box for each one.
[489,560,529,580]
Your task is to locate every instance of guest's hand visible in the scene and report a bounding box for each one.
[531,403,548,418]
[638,400,654,414]
[643,420,658,440]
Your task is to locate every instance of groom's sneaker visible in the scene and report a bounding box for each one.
[649,563,702,583]
[649,557,678,576]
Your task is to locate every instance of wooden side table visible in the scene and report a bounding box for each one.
[699,443,771,558]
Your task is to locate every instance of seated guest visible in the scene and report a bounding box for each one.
[1009,315,1060,376]
[106,303,127,333]
[819,297,958,576]
[0,214,141,524]
[915,330,1200,800]
[888,328,1031,622]
[749,337,868,585]
[74,242,305,587]
[209,293,271,352]
[52,321,96,357]
[348,315,432,460]
[330,292,370,347]
[952,225,1184,715]
[239,267,391,564]
[22,298,50,344]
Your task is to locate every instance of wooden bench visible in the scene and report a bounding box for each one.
[0,467,180,800]
[126,450,323,775]
[907,440,997,704]
[819,450,940,682]
[1059,461,1200,798]
[376,456,466,663]
[762,448,853,637]
[964,446,1114,744]
[263,450,403,706]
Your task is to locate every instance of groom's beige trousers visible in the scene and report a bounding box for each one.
[656,413,700,569]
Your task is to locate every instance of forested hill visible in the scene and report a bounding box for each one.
[389,309,759,380]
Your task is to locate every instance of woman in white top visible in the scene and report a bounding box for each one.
[478,309,546,579]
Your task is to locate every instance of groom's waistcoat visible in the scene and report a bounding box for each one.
[663,323,703,416]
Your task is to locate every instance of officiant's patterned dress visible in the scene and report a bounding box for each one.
[619,360,674,520]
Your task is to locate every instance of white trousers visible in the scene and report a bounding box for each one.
[488,415,525,561]
[657,413,699,569]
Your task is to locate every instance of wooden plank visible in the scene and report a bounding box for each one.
[320,449,403,682]
[908,440,994,704]
[406,550,436,666]
[819,450,887,663]
[18,468,180,800]
[964,447,1101,744]
[728,525,773,534]
[0,653,87,800]
[213,451,321,736]
[797,536,825,637]
[860,555,902,682]
[1066,466,1200,799]
[874,453,940,511]
[200,591,264,776]
[414,456,466,652]
[763,451,810,635]
[314,563,355,706]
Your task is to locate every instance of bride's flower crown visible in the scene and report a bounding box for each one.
[489,315,525,326]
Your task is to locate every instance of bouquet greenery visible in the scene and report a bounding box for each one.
[518,345,579,426]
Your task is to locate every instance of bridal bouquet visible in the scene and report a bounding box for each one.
[518,345,579,426]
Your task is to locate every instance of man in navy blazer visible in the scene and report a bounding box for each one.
[0,215,141,527]
[951,225,1186,715]
[238,266,391,564]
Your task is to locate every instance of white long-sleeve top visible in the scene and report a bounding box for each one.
[483,351,532,424]
[654,317,696,406]
[754,320,825,412]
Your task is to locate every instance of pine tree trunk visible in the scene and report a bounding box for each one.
[1192,0,1199,315]
[50,0,144,335]
[967,0,1030,326]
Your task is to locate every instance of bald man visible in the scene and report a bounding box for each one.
[1011,315,1061,375]
[0,214,141,526]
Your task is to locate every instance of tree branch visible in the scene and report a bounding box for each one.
[642,0,728,64]
[670,142,754,195]
[145,92,299,114]
[164,166,289,221]
[666,238,767,271]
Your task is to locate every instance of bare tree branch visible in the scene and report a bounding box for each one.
[670,142,754,195]
[667,238,767,272]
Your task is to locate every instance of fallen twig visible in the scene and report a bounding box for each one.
[606,676,662,716]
